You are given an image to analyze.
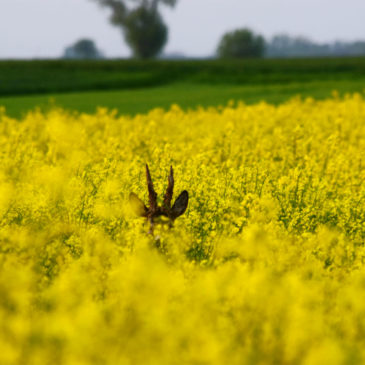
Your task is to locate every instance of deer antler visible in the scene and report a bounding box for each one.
[163,166,174,209]
[129,164,189,234]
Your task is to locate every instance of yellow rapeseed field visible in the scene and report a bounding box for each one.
[0,94,364,365]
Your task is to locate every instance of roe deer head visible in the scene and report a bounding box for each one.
[129,164,189,234]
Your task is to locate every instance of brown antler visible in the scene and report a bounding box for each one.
[129,164,189,234]
[163,166,174,209]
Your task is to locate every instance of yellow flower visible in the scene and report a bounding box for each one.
[0,94,364,364]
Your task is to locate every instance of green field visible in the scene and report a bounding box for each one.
[1,58,365,117]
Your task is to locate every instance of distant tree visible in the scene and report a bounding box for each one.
[262,33,365,58]
[124,6,167,58]
[63,39,103,59]
[217,28,265,59]
[268,34,293,55]
[337,41,365,56]
[91,0,178,58]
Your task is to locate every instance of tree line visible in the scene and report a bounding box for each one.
[216,31,365,59]
[63,0,365,59]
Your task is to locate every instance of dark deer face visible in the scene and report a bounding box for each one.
[129,164,189,234]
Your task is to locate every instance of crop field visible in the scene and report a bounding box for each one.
[2,58,365,96]
[0,91,364,364]
[1,58,365,118]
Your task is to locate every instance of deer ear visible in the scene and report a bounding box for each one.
[171,190,189,219]
[129,192,148,217]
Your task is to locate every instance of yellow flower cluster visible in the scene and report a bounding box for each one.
[0,94,364,364]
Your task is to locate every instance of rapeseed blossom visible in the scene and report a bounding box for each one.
[0,95,364,364]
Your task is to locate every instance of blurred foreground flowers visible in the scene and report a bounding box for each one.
[0,95,364,364]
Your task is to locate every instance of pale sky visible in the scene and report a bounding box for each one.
[1,0,365,59]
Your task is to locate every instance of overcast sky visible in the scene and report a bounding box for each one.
[1,0,365,59]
